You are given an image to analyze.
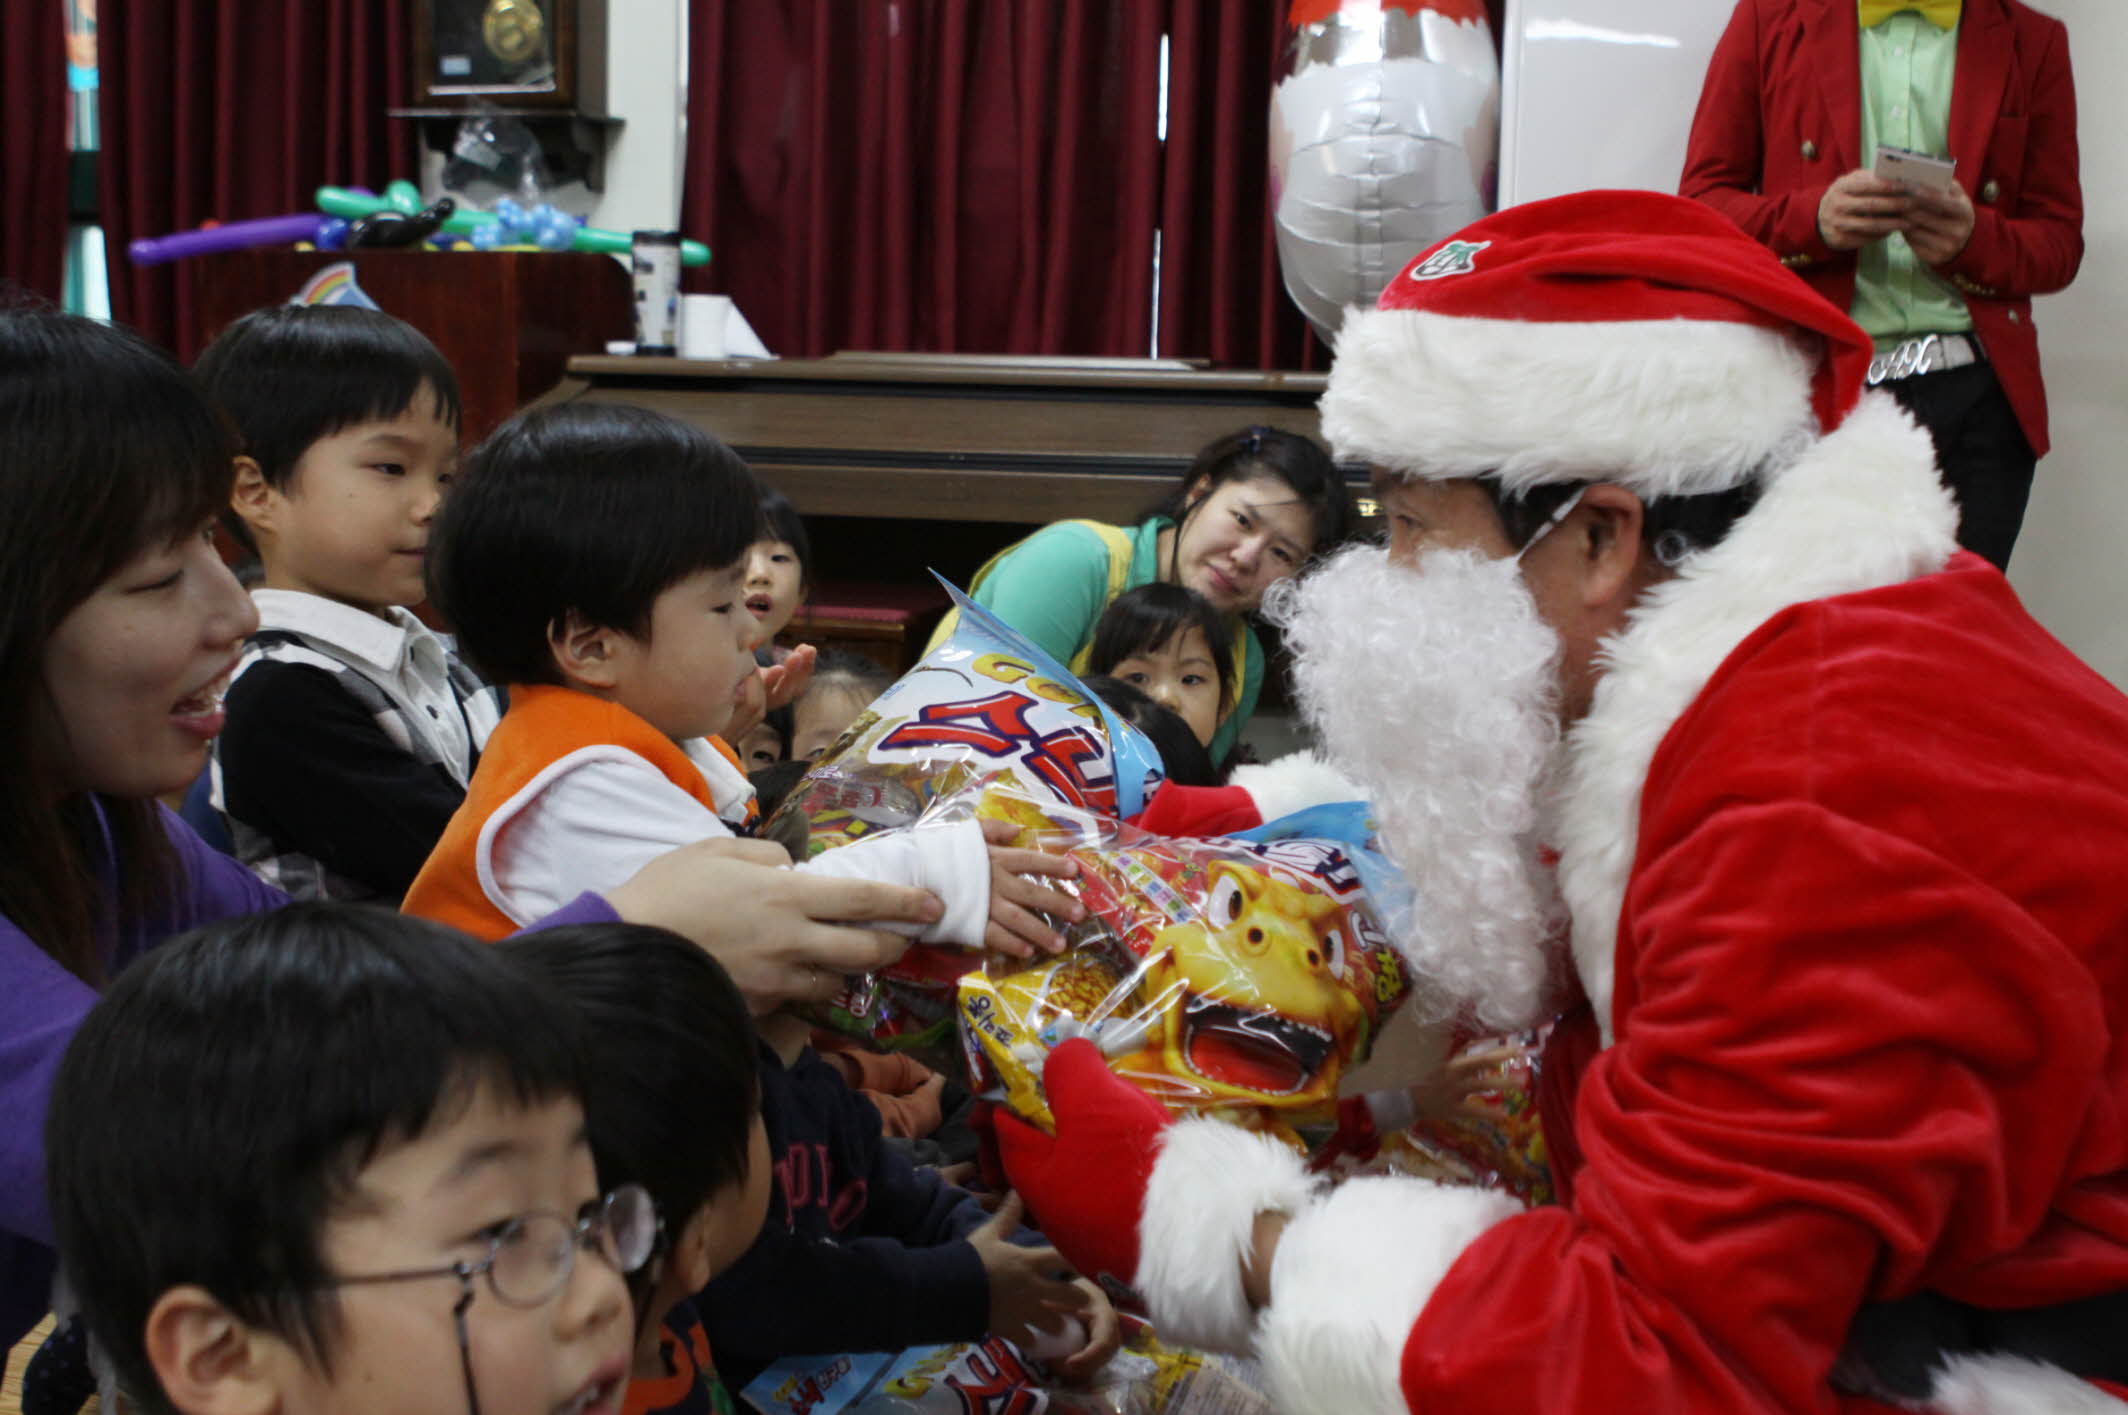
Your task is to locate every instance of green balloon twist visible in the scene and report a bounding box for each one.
[316,186,711,266]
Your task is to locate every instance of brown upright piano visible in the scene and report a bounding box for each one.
[547,351,1347,670]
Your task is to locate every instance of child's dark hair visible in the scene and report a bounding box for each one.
[806,648,894,704]
[754,483,813,593]
[757,702,795,761]
[46,905,588,1415]
[1143,425,1353,557]
[500,925,759,1305]
[431,402,761,685]
[750,758,811,820]
[1087,583,1237,714]
[1083,676,1220,788]
[192,305,463,554]
[0,303,232,983]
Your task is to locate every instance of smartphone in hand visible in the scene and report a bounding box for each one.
[1874,144,1957,194]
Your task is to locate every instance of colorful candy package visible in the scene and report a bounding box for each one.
[959,790,1413,1153]
[738,1325,1270,1415]
[1328,1026,1555,1205]
[763,585,1167,1064]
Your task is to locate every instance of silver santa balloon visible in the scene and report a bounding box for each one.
[1270,0,1501,344]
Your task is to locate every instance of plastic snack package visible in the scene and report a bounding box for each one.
[960,788,1413,1154]
[764,585,1166,1068]
[739,1337,1055,1415]
[1361,1025,1554,1205]
[765,582,1164,858]
[736,1324,1271,1415]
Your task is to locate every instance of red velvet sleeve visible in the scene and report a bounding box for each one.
[1939,18,2083,300]
[1392,795,2114,1414]
[1680,0,1839,266]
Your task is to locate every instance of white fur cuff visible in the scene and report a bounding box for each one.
[1927,1354,2127,1415]
[1135,1118,1317,1353]
[1257,1176,1522,1415]
[1229,751,1365,825]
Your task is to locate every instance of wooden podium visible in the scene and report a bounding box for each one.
[187,249,632,441]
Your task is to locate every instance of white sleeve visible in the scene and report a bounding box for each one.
[485,748,734,926]
[797,817,992,946]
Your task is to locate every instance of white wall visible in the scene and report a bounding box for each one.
[2008,0,2128,689]
[1496,0,2126,687]
[586,0,689,235]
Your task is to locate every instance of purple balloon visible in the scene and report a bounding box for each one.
[127,214,329,267]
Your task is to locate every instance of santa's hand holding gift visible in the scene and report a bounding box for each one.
[997,191,2128,1414]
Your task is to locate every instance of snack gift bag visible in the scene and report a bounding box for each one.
[764,585,1165,1066]
[1326,1025,1555,1205]
[739,1326,1269,1415]
[959,791,1413,1153]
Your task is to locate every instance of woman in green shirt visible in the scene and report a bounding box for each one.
[937,427,1352,763]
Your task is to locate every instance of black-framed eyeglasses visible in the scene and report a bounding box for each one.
[326,1184,658,1415]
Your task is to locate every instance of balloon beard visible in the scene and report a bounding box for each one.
[1267,543,1568,1033]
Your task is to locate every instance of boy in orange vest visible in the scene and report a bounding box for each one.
[403,402,1079,955]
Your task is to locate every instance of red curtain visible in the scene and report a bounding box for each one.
[681,0,1167,360]
[97,0,417,356]
[0,0,69,302]
[1156,0,1321,370]
[683,0,1505,370]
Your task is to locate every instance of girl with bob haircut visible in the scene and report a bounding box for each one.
[1086,582,1237,758]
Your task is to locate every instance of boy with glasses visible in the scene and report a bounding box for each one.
[45,905,644,1415]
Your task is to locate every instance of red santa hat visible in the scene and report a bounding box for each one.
[1320,189,1878,499]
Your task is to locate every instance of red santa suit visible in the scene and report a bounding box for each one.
[1000,193,2128,1414]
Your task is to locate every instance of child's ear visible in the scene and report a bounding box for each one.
[672,1206,721,1293]
[228,456,280,542]
[144,1284,288,1415]
[548,610,627,692]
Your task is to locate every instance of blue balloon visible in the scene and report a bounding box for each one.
[468,222,505,251]
[491,197,526,233]
[317,218,350,252]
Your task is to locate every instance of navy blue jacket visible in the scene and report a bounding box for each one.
[700,1046,994,1385]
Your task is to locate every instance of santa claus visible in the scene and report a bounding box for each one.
[998,190,2128,1413]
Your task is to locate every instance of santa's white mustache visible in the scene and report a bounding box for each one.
[1266,543,1568,1032]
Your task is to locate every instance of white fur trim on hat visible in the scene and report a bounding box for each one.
[1255,1176,1522,1415]
[1229,751,1365,825]
[1134,1117,1318,1353]
[1551,393,1958,1044]
[1320,305,1820,499]
[1924,1353,2128,1415]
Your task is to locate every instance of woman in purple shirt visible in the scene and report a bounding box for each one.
[0,308,939,1343]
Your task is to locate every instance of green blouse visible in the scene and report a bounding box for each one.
[952,515,1264,763]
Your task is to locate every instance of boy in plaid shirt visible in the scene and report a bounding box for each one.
[196,306,501,902]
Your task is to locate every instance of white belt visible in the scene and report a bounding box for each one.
[1867,333,1982,385]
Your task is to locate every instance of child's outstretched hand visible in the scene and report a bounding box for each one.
[978,817,1083,957]
[970,1193,1114,1374]
[1408,1043,1519,1125]
[726,644,818,744]
[1044,1276,1121,1384]
[760,641,816,712]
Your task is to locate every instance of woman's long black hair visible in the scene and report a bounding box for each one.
[0,304,236,981]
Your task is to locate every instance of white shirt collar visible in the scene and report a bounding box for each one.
[250,589,442,677]
[683,737,757,823]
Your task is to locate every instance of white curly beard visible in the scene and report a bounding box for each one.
[1266,544,1568,1032]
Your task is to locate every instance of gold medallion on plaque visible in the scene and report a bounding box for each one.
[482,0,545,66]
